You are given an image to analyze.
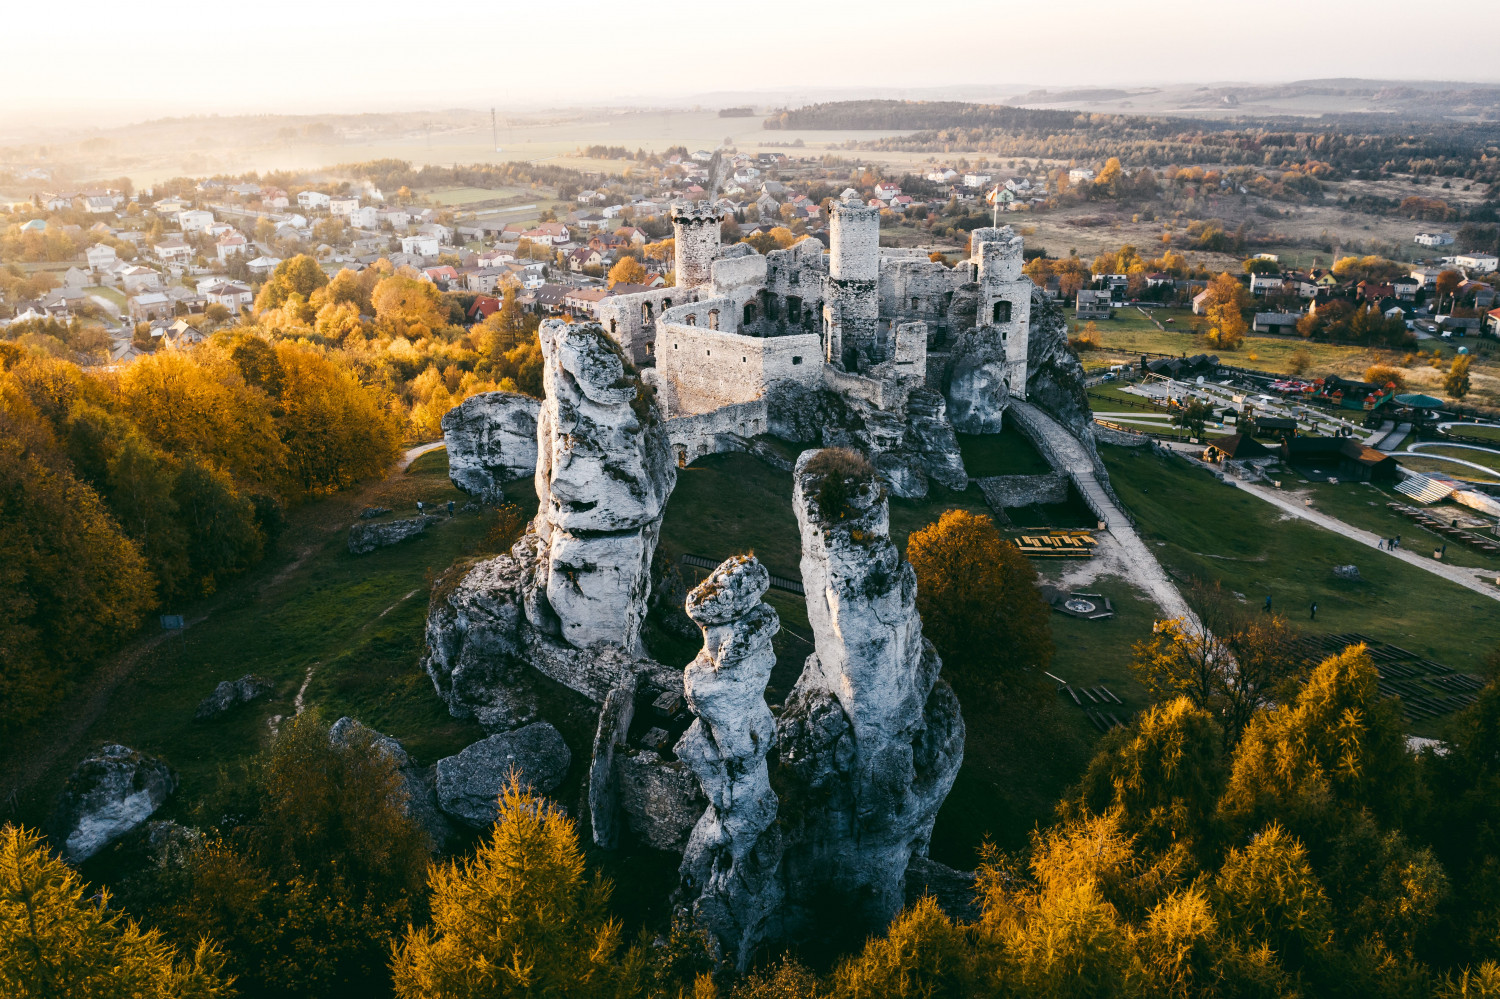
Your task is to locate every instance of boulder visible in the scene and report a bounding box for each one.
[330,717,453,850]
[349,515,431,555]
[615,750,704,851]
[676,555,785,970]
[442,391,542,502]
[945,352,1011,434]
[1024,288,1096,441]
[1334,564,1362,581]
[194,674,272,720]
[47,745,177,863]
[435,722,571,828]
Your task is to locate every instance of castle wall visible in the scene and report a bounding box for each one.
[711,254,767,295]
[826,203,881,368]
[655,323,822,417]
[972,227,1032,397]
[673,203,725,292]
[665,400,770,464]
[598,287,687,366]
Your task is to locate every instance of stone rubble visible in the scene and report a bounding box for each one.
[442,390,541,502]
[194,674,272,720]
[349,515,431,555]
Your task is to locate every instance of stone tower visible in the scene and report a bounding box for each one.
[824,199,881,370]
[671,201,725,292]
[971,226,1032,397]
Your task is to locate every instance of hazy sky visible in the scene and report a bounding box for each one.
[6,0,1499,124]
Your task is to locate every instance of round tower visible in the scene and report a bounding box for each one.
[671,201,725,292]
[829,200,880,283]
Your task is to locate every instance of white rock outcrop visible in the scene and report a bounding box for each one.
[443,391,541,501]
[422,321,679,727]
[675,555,784,970]
[46,745,177,863]
[775,449,965,928]
[534,320,676,652]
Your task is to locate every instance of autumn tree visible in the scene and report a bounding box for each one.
[391,774,638,999]
[1201,273,1247,350]
[145,715,431,999]
[1436,269,1464,313]
[607,256,646,287]
[1287,347,1313,376]
[1364,364,1407,392]
[271,341,401,496]
[372,272,447,340]
[0,824,231,998]
[1446,354,1472,399]
[253,254,328,314]
[907,509,1053,699]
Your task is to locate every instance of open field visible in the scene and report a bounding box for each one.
[1450,425,1500,443]
[1289,478,1500,572]
[1399,454,1500,483]
[422,185,535,206]
[1102,444,1500,706]
[10,449,496,832]
[1419,444,1500,475]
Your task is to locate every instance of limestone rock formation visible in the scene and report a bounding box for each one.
[1024,287,1095,440]
[767,383,966,500]
[422,320,681,726]
[588,677,637,849]
[443,390,541,501]
[534,320,676,652]
[194,674,272,720]
[614,751,704,851]
[675,556,784,969]
[47,745,177,862]
[775,450,965,929]
[946,348,1012,434]
[330,717,453,850]
[349,515,431,554]
[435,721,571,828]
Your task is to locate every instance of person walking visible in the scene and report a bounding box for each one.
[1310,601,1318,621]
[447,499,455,516]
[417,500,424,515]
[1264,594,1273,614]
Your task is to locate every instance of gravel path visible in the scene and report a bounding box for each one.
[1009,401,1193,622]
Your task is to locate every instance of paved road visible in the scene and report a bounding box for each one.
[1009,401,1193,622]
[400,441,446,470]
[1226,478,1500,602]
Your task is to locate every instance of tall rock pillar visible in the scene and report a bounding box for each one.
[776,448,965,928]
[675,555,783,970]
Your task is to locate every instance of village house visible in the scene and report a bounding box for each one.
[1253,311,1303,334]
[262,189,290,210]
[1075,289,1113,319]
[567,247,605,272]
[216,231,249,262]
[328,194,360,217]
[62,266,90,290]
[129,291,173,322]
[85,243,118,272]
[464,266,508,293]
[177,210,214,233]
[120,265,161,294]
[423,265,460,289]
[400,233,441,259]
[562,285,610,318]
[246,255,282,278]
[1416,231,1455,247]
[202,281,253,311]
[349,205,380,228]
[1455,253,1499,274]
[297,190,332,210]
[522,222,570,246]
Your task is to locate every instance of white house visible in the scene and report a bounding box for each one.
[376,207,411,229]
[329,194,360,217]
[128,291,173,322]
[120,265,161,293]
[85,243,119,271]
[1415,232,1455,248]
[961,174,991,189]
[80,194,120,214]
[1068,168,1096,184]
[416,222,453,244]
[925,168,958,183]
[297,191,332,210]
[1455,253,1499,274]
[178,209,214,233]
[1249,273,1287,296]
[349,205,379,228]
[154,238,194,264]
[203,281,253,310]
[216,231,249,262]
[400,234,440,258]
[61,266,90,290]
[246,255,282,277]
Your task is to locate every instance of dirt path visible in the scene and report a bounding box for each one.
[1,447,442,817]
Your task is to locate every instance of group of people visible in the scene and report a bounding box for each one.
[1378,535,1402,551]
[1265,593,1319,622]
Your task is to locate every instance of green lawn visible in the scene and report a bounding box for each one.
[16,450,496,830]
[1419,444,1500,475]
[1087,383,1163,412]
[1399,454,1500,483]
[1291,478,1500,572]
[1102,444,1500,681]
[86,285,127,309]
[1447,425,1500,443]
[422,185,532,206]
[956,426,1053,477]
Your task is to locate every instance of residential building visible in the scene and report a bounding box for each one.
[85,243,119,271]
[423,266,460,289]
[1455,253,1499,274]
[1253,311,1303,334]
[349,205,379,228]
[62,266,90,290]
[329,194,360,217]
[1393,277,1420,301]
[297,190,332,210]
[1248,272,1287,296]
[120,265,161,293]
[202,282,253,311]
[216,231,249,262]
[1410,266,1444,289]
[178,209,214,233]
[246,255,282,277]
[522,223,570,245]
[563,286,610,317]
[1068,168,1096,184]
[400,233,440,258]
[1075,289,1113,319]
[128,291,173,322]
[961,174,991,189]
[1416,232,1455,247]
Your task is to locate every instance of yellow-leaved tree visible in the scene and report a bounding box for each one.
[0,824,231,998]
[391,774,638,999]
[1201,272,1247,351]
[607,256,646,288]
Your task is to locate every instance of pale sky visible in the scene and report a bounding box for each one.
[6,0,1499,125]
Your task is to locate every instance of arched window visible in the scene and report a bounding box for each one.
[708,309,720,330]
[643,302,653,322]
[743,302,758,325]
[661,298,672,309]
[609,318,617,334]
[992,300,1011,323]
[685,314,696,326]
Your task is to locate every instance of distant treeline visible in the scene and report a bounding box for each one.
[764,101,1500,182]
[335,158,595,195]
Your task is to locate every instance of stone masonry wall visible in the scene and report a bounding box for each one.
[655,324,822,417]
[597,287,688,366]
